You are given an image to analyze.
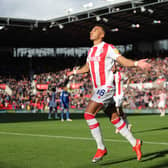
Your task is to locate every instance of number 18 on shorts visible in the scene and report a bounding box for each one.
[91,85,115,105]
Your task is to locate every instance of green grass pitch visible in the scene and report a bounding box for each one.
[0,114,168,168]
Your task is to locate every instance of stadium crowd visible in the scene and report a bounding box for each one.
[0,54,167,111]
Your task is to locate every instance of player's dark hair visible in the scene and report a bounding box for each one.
[52,87,56,92]
[94,24,107,35]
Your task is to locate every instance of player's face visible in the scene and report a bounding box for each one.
[90,26,105,41]
[64,87,67,91]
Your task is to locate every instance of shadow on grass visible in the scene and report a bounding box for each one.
[0,113,107,123]
[141,149,168,162]
[133,127,168,134]
[0,162,19,168]
[100,149,168,167]
[148,160,168,168]
[0,112,161,124]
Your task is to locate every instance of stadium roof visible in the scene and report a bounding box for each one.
[0,0,168,47]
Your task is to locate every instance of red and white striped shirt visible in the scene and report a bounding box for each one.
[87,41,121,90]
[159,93,166,102]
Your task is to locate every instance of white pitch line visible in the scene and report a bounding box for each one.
[0,131,168,146]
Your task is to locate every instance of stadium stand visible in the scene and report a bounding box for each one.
[0,51,167,111]
[0,0,168,113]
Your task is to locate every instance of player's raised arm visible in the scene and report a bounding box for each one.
[116,55,151,70]
[67,63,90,76]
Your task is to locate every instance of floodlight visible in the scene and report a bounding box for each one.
[58,24,64,29]
[140,6,146,12]
[0,26,4,30]
[96,15,101,21]
[111,28,119,32]
[65,8,73,14]
[103,17,109,23]
[83,2,93,9]
[42,27,47,31]
[153,20,161,24]
[148,9,154,14]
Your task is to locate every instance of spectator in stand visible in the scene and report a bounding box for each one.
[0,55,168,111]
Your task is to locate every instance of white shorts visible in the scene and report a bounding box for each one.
[158,101,166,108]
[114,95,124,107]
[91,85,115,105]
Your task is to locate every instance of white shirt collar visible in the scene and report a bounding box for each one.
[93,41,105,47]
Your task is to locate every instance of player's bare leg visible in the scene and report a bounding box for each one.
[84,100,107,163]
[160,107,166,117]
[159,107,162,116]
[162,108,166,116]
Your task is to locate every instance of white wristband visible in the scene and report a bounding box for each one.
[73,69,77,75]
[134,61,138,66]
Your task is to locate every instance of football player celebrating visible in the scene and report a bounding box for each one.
[68,24,151,163]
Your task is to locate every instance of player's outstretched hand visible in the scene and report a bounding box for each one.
[137,59,151,70]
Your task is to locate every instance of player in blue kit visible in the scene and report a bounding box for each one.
[60,86,72,122]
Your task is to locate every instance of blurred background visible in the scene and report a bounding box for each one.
[0,0,168,115]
